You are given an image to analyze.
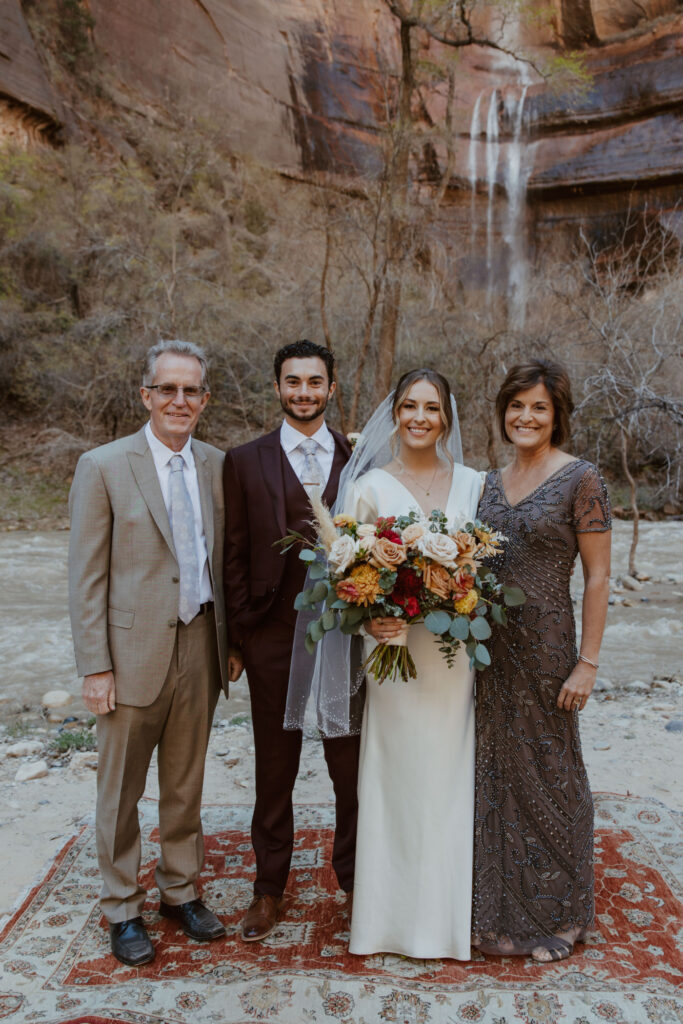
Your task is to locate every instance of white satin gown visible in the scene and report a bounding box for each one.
[347,465,482,960]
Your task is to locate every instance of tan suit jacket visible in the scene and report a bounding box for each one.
[68,426,229,705]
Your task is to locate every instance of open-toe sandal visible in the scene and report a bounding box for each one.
[531,939,573,963]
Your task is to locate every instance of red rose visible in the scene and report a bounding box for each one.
[393,566,422,604]
[375,516,402,543]
[403,596,420,618]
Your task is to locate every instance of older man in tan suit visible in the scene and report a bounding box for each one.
[69,339,241,966]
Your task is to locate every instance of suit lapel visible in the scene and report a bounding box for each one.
[193,442,214,560]
[259,430,287,537]
[127,427,176,556]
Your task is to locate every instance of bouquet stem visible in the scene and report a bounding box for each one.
[362,642,417,684]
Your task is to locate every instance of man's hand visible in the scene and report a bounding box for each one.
[228,648,244,683]
[83,671,116,715]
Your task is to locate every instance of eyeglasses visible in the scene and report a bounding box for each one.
[145,384,207,399]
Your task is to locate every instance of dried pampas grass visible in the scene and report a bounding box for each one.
[309,489,338,553]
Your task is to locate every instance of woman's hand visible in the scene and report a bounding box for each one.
[365,617,406,642]
[557,662,596,712]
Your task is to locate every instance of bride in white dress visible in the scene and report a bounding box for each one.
[345,370,481,960]
[285,368,481,960]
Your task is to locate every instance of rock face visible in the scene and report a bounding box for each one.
[4,1,683,265]
[0,0,62,143]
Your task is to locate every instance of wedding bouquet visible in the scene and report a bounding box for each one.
[288,496,524,683]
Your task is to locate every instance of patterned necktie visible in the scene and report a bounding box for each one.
[297,438,326,498]
[169,454,201,624]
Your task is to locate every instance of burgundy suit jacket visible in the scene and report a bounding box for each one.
[223,425,351,644]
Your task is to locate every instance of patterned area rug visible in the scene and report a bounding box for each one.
[0,794,680,1024]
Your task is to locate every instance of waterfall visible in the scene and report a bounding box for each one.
[468,92,484,248]
[485,90,500,299]
[504,86,529,328]
[466,83,531,325]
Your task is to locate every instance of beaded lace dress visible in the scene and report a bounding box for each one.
[472,460,611,955]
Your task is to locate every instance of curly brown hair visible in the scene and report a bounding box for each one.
[495,360,574,447]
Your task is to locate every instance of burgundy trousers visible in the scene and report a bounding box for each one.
[241,617,360,897]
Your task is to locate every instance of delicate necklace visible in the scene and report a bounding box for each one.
[398,461,441,496]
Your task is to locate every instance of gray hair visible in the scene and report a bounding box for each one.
[142,339,209,388]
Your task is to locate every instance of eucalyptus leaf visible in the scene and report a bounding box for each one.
[330,598,349,609]
[490,603,505,625]
[299,549,317,563]
[424,610,453,635]
[293,592,305,611]
[309,619,324,643]
[308,563,326,580]
[345,605,366,625]
[322,609,336,631]
[304,635,316,655]
[469,617,492,640]
[502,585,526,607]
[474,643,491,666]
[311,581,328,603]
[340,619,361,635]
[449,616,470,641]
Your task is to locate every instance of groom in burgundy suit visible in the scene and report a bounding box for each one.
[223,340,360,941]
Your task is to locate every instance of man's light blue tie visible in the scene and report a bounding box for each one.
[298,438,325,498]
[169,454,201,624]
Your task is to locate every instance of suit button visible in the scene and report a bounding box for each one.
[168,619,177,628]
[172,576,179,583]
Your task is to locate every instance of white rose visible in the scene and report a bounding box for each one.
[417,531,460,568]
[328,534,357,574]
[357,523,377,539]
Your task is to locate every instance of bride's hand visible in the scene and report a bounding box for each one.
[365,617,406,642]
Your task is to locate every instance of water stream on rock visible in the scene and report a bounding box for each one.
[469,81,532,326]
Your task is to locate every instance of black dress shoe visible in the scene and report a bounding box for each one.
[159,898,226,941]
[109,917,155,966]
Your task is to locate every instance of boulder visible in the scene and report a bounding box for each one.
[15,759,49,781]
[69,752,99,774]
[6,739,44,758]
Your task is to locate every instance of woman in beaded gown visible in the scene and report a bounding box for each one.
[472,360,611,963]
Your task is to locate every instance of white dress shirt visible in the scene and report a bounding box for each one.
[280,419,335,487]
[144,422,213,604]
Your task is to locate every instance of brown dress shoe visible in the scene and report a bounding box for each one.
[240,894,283,943]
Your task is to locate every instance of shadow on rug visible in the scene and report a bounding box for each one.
[0,794,680,1024]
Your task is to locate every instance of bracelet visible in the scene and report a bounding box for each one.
[578,654,599,669]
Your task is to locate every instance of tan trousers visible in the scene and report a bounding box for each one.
[96,609,220,923]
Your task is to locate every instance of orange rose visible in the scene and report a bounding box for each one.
[423,563,453,601]
[454,532,480,572]
[454,568,476,599]
[370,537,407,571]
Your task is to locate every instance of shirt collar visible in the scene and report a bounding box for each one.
[144,421,194,467]
[280,418,334,454]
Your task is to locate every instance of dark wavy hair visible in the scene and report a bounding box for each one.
[495,360,574,447]
[273,340,335,385]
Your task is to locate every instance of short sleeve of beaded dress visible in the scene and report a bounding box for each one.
[472,459,611,956]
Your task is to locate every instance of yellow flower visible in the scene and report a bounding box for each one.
[336,563,382,606]
[474,527,505,557]
[454,590,479,615]
[334,513,356,528]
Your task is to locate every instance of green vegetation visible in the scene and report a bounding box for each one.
[49,728,97,753]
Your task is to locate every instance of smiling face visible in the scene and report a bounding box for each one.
[140,351,209,451]
[274,356,335,431]
[396,379,444,453]
[504,381,555,453]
